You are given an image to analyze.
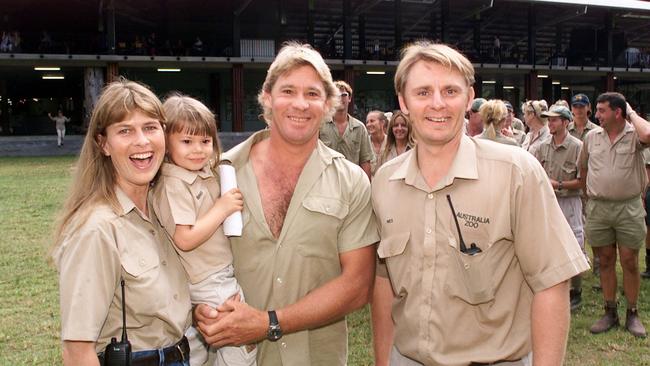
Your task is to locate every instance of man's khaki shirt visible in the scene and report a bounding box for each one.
[152,163,233,284]
[578,123,648,200]
[372,136,588,366]
[319,114,375,165]
[54,188,191,353]
[223,130,379,366]
[534,134,583,198]
[568,120,598,141]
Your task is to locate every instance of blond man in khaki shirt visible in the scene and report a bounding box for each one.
[535,105,586,311]
[194,42,378,366]
[372,41,588,366]
[578,92,650,338]
[319,80,374,178]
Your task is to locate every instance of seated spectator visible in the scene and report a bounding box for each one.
[192,36,203,56]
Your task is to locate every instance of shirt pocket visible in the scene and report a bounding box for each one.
[121,250,160,278]
[377,231,411,297]
[443,236,499,305]
[561,161,578,181]
[297,196,349,260]
[615,144,635,168]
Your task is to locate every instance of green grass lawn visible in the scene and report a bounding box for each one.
[1,156,649,365]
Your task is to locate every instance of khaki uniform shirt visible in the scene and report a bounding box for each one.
[152,163,233,284]
[372,135,588,366]
[578,123,648,200]
[534,134,583,198]
[512,118,525,132]
[379,142,414,168]
[319,114,375,165]
[476,130,519,146]
[513,129,526,146]
[522,125,551,156]
[568,120,598,141]
[370,135,388,177]
[54,188,191,353]
[222,130,379,366]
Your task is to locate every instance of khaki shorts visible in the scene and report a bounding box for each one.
[585,197,646,249]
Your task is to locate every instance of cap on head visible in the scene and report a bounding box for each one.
[471,98,487,113]
[504,101,513,112]
[541,105,573,121]
[571,93,590,106]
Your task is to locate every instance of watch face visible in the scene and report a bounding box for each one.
[268,326,282,341]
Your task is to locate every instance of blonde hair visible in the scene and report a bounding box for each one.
[382,110,415,163]
[51,79,165,253]
[521,99,549,125]
[257,41,339,125]
[479,99,508,140]
[163,94,221,163]
[395,40,475,95]
[334,80,353,95]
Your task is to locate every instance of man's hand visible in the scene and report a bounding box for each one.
[195,300,267,347]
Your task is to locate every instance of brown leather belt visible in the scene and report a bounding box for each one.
[98,336,189,366]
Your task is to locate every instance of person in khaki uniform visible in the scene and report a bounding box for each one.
[51,80,192,366]
[568,93,601,276]
[642,148,650,279]
[476,99,519,146]
[371,41,588,366]
[503,101,526,145]
[534,105,586,311]
[568,93,598,141]
[366,110,388,177]
[319,80,374,178]
[194,42,379,366]
[152,95,256,366]
[579,92,650,338]
[379,110,415,167]
[521,99,551,156]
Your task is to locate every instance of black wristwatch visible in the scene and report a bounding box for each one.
[267,310,283,342]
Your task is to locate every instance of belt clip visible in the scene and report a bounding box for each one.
[176,344,186,362]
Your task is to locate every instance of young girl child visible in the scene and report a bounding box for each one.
[152,94,256,366]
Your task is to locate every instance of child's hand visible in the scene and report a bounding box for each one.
[218,188,243,216]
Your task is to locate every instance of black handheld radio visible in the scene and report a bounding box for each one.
[104,279,131,366]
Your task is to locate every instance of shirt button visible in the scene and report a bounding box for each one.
[139,258,146,267]
[149,229,155,236]
[427,193,434,199]
[281,342,287,348]
[325,205,330,212]
[464,263,470,269]
[161,260,167,266]
[426,228,432,234]
[276,277,283,284]
[173,294,178,300]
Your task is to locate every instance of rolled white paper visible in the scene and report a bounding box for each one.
[218,164,243,237]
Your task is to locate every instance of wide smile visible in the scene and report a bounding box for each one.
[129,152,155,169]
[288,115,311,123]
[424,116,449,124]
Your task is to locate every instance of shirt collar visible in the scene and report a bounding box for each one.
[160,162,213,184]
[222,129,344,168]
[115,186,135,216]
[390,134,479,191]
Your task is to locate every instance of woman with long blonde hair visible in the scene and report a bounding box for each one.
[379,110,415,167]
[51,79,191,366]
